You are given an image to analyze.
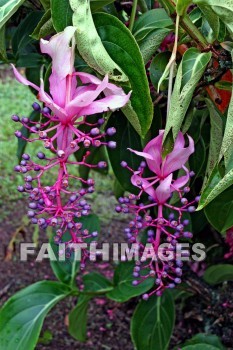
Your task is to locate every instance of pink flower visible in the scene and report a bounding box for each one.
[129,130,194,204]
[12,26,130,158]
[12,26,130,123]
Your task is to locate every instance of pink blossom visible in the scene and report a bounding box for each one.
[128,130,194,204]
[12,26,130,158]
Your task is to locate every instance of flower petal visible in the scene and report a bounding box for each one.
[40,26,76,106]
[69,75,109,108]
[155,174,173,204]
[143,132,163,175]
[69,92,131,117]
[171,166,190,191]
[163,135,194,177]
[11,64,39,91]
[173,131,185,150]
[131,173,156,199]
[38,79,67,122]
[128,148,154,161]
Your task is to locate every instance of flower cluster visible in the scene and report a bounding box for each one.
[12,27,130,259]
[116,131,198,297]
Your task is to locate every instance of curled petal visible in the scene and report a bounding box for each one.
[69,75,109,108]
[128,148,154,161]
[76,72,102,85]
[163,135,194,177]
[131,173,156,199]
[143,132,163,175]
[77,72,126,96]
[155,174,173,204]
[11,64,39,91]
[72,92,131,117]
[173,131,185,150]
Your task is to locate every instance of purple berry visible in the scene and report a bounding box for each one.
[37,152,45,159]
[22,117,29,124]
[98,118,105,125]
[106,127,116,136]
[15,130,22,138]
[17,185,24,192]
[142,293,149,300]
[42,107,50,114]
[98,161,107,168]
[11,115,20,122]
[22,153,30,160]
[32,102,41,111]
[14,165,21,172]
[188,206,195,213]
[108,141,117,149]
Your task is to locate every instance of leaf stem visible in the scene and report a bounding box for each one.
[160,0,209,50]
[167,14,180,116]
[129,0,138,32]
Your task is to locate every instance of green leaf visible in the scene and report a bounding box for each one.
[90,0,114,12]
[0,281,71,350]
[106,110,142,194]
[17,110,40,160]
[193,0,233,36]
[0,0,25,29]
[93,12,153,136]
[150,52,171,91]
[50,214,100,286]
[16,53,44,67]
[132,9,173,63]
[51,0,72,32]
[164,48,212,141]
[198,167,233,209]
[68,295,90,342]
[70,0,128,82]
[31,9,54,40]
[133,8,173,35]
[204,186,233,233]
[219,55,233,172]
[12,11,44,56]
[0,25,7,61]
[131,291,175,350]
[49,233,80,288]
[205,99,223,179]
[197,4,220,40]
[203,264,233,285]
[40,0,50,10]
[189,136,206,179]
[107,261,154,302]
[181,333,226,349]
[83,272,113,294]
[176,0,192,16]
[139,28,171,64]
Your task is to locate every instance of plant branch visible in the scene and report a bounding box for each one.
[129,0,138,32]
